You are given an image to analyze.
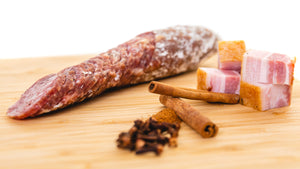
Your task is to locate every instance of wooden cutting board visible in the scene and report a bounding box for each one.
[0,54,300,169]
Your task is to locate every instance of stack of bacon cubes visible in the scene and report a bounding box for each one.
[197,40,296,111]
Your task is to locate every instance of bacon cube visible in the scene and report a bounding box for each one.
[218,40,246,72]
[197,67,240,94]
[240,50,296,111]
[242,50,296,85]
[240,82,292,111]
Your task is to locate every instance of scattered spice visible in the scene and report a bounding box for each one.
[159,95,218,138]
[152,108,182,124]
[149,81,239,104]
[117,118,180,155]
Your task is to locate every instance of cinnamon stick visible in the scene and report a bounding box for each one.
[159,95,218,138]
[149,81,239,104]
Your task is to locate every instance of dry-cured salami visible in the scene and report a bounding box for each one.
[7,25,218,119]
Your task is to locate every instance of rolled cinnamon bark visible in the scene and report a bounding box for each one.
[149,81,239,104]
[159,95,218,138]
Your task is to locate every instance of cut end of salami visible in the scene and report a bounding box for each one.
[7,25,218,119]
[7,74,60,119]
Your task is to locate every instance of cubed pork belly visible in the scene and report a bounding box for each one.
[197,67,240,94]
[240,49,296,111]
[218,40,246,72]
[240,81,292,111]
[242,49,296,85]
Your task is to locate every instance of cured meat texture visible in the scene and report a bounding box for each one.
[7,26,218,119]
[197,40,242,95]
[240,82,292,111]
[240,49,296,111]
[242,50,296,85]
[197,67,240,94]
[218,40,245,72]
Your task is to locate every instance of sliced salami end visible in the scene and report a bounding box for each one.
[7,74,61,119]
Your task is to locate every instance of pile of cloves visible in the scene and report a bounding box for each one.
[117,117,180,155]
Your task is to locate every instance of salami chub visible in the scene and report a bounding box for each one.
[7,26,218,119]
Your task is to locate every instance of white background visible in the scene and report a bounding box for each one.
[0,0,299,78]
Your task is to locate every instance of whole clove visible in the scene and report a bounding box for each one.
[116,118,180,155]
[136,143,164,155]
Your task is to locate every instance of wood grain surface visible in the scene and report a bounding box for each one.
[0,54,300,169]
